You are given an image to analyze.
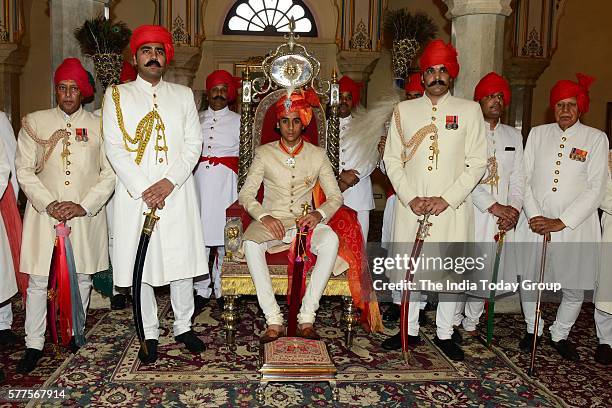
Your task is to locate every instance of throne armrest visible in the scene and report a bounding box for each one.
[226,200,251,230]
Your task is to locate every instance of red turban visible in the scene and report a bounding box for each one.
[276,89,320,127]
[550,73,595,113]
[419,40,460,78]
[54,58,94,99]
[129,25,174,63]
[404,73,424,94]
[338,76,363,106]
[120,61,137,83]
[206,70,240,103]
[474,72,511,106]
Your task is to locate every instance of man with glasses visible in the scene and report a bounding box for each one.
[15,58,115,373]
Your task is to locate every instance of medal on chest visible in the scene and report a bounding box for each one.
[279,138,305,168]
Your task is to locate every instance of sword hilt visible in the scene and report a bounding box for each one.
[416,214,432,240]
[142,207,160,236]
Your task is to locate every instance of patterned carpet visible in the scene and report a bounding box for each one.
[1,293,609,407]
[8,295,563,407]
[0,298,107,408]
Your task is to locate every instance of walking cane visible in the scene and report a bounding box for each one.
[528,232,550,376]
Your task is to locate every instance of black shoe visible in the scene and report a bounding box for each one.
[138,339,158,364]
[418,310,428,326]
[551,339,580,361]
[434,336,464,361]
[381,332,421,350]
[0,329,20,345]
[216,296,225,310]
[519,332,541,353]
[451,327,463,345]
[68,337,82,353]
[194,295,210,313]
[175,330,205,353]
[110,294,127,310]
[16,348,43,374]
[595,344,612,365]
[383,304,400,322]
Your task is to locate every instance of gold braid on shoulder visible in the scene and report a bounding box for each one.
[394,106,439,168]
[111,85,168,165]
[21,117,70,173]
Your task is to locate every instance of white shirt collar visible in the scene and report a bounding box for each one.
[135,75,164,93]
[340,115,352,125]
[423,91,451,107]
[556,119,581,134]
[207,106,230,117]
[57,105,82,121]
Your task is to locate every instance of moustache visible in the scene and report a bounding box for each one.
[145,60,162,68]
[212,95,226,102]
[339,103,349,108]
[427,79,446,87]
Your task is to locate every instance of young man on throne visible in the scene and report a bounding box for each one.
[238,90,344,344]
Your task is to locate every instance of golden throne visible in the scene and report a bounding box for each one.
[220,21,359,350]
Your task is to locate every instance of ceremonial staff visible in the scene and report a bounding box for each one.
[287,203,311,337]
[132,208,160,357]
[528,232,550,376]
[485,229,506,346]
[400,213,432,363]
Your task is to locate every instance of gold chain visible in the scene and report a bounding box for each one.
[394,106,439,168]
[22,117,70,173]
[111,85,168,165]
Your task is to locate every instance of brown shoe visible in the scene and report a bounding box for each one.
[297,325,320,340]
[260,326,285,344]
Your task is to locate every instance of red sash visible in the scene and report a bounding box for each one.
[198,156,239,174]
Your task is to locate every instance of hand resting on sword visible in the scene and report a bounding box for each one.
[409,196,449,216]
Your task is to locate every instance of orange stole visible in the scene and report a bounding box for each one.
[312,184,383,333]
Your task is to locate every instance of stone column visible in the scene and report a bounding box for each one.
[164,46,202,88]
[50,0,107,107]
[443,0,512,99]
[336,50,381,107]
[0,43,27,130]
[503,57,550,139]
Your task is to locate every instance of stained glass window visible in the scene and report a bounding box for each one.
[223,0,317,37]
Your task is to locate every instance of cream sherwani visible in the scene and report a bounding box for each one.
[103,76,207,339]
[193,106,240,298]
[595,153,612,345]
[16,106,115,349]
[455,120,524,331]
[339,115,376,241]
[239,140,343,325]
[383,92,487,340]
[518,121,608,341]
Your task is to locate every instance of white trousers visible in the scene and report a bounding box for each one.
[193,246,224,298]
[25,274,92,350]
[392,290,427,310]
[394,290,457,340]
[521,288,583,341]
[356,210,370,243]
[243,223,339,326]
[0,301,12,330]
[140,278,194,340]
[595,308,612,346]
[453,295,486,332]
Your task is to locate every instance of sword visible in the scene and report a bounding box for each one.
[528,232,550,376]
[287,203,311,337]
[400,213,432,364]
[485,229,506,347]
[132,208,160,357]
